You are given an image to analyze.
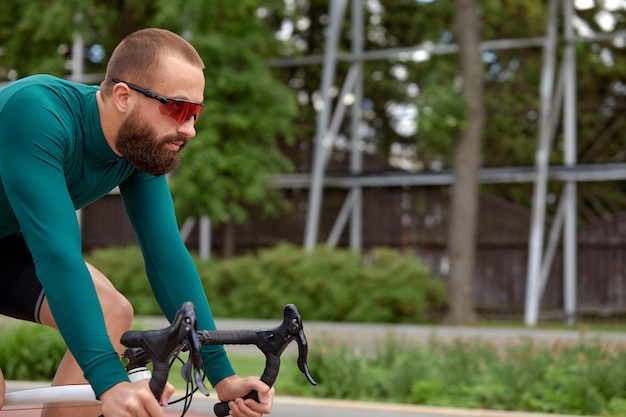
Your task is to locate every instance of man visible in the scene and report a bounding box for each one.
[0,28,273,417]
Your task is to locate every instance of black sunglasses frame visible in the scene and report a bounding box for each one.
[111,78,204,122]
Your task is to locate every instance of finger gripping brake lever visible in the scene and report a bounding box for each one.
[213,304,316,417]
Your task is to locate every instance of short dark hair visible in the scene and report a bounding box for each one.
[101,28,204,95]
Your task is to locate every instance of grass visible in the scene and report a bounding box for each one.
[7,316,626,416]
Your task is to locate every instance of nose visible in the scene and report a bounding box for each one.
[177,119,196,139]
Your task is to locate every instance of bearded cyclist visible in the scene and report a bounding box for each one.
[0,28,273,417]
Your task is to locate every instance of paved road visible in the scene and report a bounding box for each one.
[2,382,583,417]
[134,315,626,357]
[3,316,622,416]
[5,314,626,354]
[171,393,585,417]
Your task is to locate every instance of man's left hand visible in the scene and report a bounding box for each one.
[214,374,275,417]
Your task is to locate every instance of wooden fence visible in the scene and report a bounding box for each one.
[80,187,626,319]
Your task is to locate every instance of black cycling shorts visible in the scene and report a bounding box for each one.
[0,232,45,323]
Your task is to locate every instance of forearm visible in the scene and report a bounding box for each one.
[122,175,236,385]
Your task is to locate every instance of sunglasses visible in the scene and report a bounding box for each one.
[112,78,204,124]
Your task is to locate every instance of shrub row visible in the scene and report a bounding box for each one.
[0,322,64,382]
[4,322,626,416]
[275,338,626,417]
[85,243,448,323]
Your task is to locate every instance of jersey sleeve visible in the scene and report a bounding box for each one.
[119,173,235,386]
[0,88,129,397]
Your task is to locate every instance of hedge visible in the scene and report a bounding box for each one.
[85,242,448,323]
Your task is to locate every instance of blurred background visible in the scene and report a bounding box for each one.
[2,0,626,325]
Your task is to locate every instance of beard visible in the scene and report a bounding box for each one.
[115,109,188,176]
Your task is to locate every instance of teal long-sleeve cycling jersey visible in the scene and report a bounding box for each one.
[0,74,234,397]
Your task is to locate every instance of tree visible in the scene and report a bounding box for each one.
[3,0,626,260]
[442,0,485,324]
[150,1,298,257]
[0,0,298,258]
[0,0,116,80]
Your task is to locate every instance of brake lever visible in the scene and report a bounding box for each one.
[240,303,317,387]
[282,304,317,386]
[121,301,199,400]
[213,303,317,416]
[179,309,212,396]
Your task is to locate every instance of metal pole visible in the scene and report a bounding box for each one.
[268,31,626,68]
[524,0,559,326]
[350,0,364,252]
[71,13,84,82]
[327,189,357,247]
[323,65,360,165]
[199,216,211,260]
[540,191,566,296]
[562,0,578,325]
[538,67,566,296]
[304,0,348,250]
[179,217,197,242]
[71,34,84,81]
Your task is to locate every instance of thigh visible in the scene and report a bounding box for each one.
[39,262,133,333]
[0,232,44,323]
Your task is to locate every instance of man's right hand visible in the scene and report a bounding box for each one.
[100,379,175,417]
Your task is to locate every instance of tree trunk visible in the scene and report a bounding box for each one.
[444,0,485,324]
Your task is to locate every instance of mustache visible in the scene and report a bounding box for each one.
[161,135,188,150]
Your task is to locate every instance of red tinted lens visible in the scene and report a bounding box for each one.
[160,100,204,123]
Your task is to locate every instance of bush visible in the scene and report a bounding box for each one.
[86,242,448,323]
[86,245,160,315]
[274,338,626,417]
[0,322,65,381]
[5,318,626,416]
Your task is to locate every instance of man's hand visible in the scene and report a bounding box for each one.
[214,375,275,417]
[100,379,175,417]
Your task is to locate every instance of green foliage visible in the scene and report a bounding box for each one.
[604,398,626,417]
[147,0,298,225]
[270,0,626,221]
[86,245,159,315]
[415,67,467,162]
[85,243,447,323]
[198,243,447,323]
[7,318,626,417]
[0,0,297,229]
[3,0,626,221]
[169,36,296,223]
[0,0,115,80]
[275,338,626,416]
[0,322,65,381]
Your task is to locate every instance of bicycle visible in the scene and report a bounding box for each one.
[3,301,317,416]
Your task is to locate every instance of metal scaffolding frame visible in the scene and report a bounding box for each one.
[291,0,626,325]
[7,0,624,322]
[525,0,578,327]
